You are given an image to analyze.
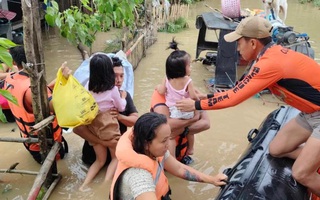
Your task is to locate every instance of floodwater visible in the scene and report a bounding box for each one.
[1,0,320,199]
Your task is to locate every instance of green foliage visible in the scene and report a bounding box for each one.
[179,0,203,4]
[298,0,310,3]
[298,0,320,7]
[44,0,143,51]
[0,86,19,122]
[159,17,188,33]
[0,37,17,123]
[313,0,320,6]
[0,38,16,67]
[36,186,46,200]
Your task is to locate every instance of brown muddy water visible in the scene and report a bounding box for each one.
[1,0,320,199]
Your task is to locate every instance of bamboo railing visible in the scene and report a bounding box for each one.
[0,115,61,200]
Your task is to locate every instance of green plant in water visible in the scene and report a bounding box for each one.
[44,0,143,55]
[175,0,203,4]
[0,38,18,123]
[104,34,123,53]
[159,17,188,33]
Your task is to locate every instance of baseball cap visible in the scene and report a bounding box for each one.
[224,16,273,42]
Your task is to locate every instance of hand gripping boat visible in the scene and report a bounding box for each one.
[215,105,316,200]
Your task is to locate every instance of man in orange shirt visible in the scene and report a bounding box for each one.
[176,16,320,195]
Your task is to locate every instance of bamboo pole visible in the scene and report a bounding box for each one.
[0,137,39,143]
[42,174,62,200]
[126,34,145,56]
[29,115,55,132]
[0,137,53,144]
[0,169,59,176]
[27,142,60,200]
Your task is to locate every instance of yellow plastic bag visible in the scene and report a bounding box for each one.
[52,68,99,127]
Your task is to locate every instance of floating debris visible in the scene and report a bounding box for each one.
[2,183,12,194]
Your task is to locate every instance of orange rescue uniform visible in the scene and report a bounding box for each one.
[197,45,320,113]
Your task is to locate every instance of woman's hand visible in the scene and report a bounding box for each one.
[60,62,72,79]
[210,173,228,186]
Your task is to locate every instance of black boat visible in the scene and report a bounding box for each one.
[215,105,311,200]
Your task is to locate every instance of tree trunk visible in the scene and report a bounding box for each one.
[21,0,56,189]
[57,0,72,11]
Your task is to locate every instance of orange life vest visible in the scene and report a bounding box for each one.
[110,130,170,200]
[5,72,67,163]
[150,90,188,162]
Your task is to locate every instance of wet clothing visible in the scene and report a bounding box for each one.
[196,45,320,113]
[110,130,171,200]
[82,91,137,165]
[5,71,67,163]
[87,110,121,142]
[165,77,194,119]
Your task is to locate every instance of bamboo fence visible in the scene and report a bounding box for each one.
[153,3,189,30]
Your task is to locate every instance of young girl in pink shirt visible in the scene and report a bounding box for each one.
[157,40,203,156]
[80,53,126,191]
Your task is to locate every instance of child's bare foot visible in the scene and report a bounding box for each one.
[79,185,91,192]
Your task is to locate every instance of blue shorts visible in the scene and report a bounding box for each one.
[296,111,320,139]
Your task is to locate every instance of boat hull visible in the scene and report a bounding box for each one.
[215,105,310,200]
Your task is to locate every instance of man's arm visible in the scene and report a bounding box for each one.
[73,125,119,148]
[188,111,210,135]
[153,104,199,138]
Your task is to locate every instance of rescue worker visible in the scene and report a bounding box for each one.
[4,46,68,164]
[175,16,320,195]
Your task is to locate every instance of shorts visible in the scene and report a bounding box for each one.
[87,110,121,142]
[296,111,320,139]
[169,106,194,119]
